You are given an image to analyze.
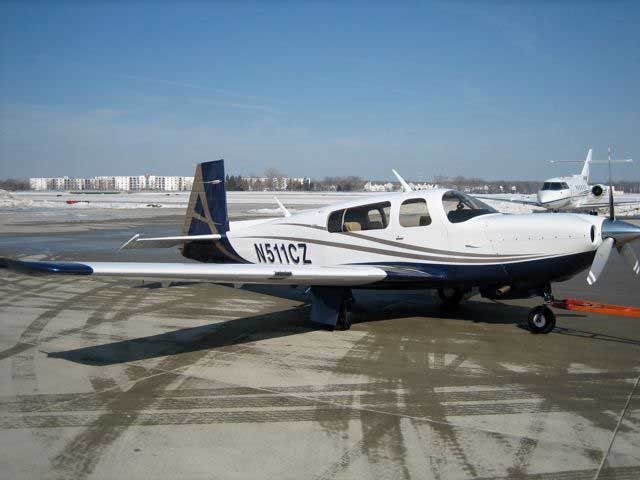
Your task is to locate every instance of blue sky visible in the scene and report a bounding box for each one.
[1,1,639,181]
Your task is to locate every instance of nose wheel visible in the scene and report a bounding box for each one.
[527,305,556,334]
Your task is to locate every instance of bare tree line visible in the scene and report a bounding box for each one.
[2,173,639,194]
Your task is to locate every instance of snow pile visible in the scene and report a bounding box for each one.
[0,190,34,208]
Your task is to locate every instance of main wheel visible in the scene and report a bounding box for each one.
[335,301,352,330]
[438,287,465,308]
[527,305,556,334]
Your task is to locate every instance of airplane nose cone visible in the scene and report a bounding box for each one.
[537,191,548,203]
[601,218,640,245]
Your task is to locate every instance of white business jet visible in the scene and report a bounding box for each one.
[477,148,638,213]
[3,159,640,334]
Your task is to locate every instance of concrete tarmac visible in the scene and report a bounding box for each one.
[0,212,639,479]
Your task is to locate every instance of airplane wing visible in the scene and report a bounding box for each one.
[0,258,387,287]
[472,195,541,207]
[571,198,640,211]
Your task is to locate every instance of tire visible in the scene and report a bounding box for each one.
[527,305,556,334]
[438,287,465,307]
[336,301,352,331]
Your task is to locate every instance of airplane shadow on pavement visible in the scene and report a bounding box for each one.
[49,292,538,366]
[47,286,640,366]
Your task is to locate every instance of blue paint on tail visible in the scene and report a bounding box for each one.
[182,159,247,263]
[201,159,229,234]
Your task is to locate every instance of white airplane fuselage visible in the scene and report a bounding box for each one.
[219,189,602,290]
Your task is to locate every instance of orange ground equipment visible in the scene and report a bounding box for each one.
[552,298,640,318]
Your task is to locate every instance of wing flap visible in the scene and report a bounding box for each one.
[2,259,386,286]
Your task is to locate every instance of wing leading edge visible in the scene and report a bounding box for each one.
[1,259,387,287]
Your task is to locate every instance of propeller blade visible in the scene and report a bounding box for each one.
[618,243,640,275]
[587,237,615,285]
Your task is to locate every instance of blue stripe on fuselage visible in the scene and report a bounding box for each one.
[360,251,595,288]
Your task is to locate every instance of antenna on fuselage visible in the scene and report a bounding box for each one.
[608,145,615,221]
[392,169,413,192]
[274,196,291,217]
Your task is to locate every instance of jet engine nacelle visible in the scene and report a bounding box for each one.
[591,184,605,197]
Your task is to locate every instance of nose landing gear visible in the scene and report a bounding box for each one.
[527,285,556,334]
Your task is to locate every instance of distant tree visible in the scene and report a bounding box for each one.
[0,178,29,191]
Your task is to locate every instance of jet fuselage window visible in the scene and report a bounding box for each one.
[399,198,431,227]
[542,182,569,191]
[327,202,391,233]
[442,191,497,224]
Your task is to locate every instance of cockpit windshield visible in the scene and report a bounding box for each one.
[442,191,497,223]
[541,182,569,191]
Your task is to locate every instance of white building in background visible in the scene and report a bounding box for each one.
[29,174,303,192]
[113,176,130,191]
[29,175,196,192]
[128,175,146,191]
[29,178,52,191]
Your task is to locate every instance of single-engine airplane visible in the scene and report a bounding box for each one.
[476,148,639,213]
[3,159,640,334]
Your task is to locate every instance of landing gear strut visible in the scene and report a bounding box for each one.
[437,287,465,308]
[527,285,556,334]
[336,296,352,331]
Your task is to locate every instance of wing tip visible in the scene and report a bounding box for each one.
[1,258,94,275]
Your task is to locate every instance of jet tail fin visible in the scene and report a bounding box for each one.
[581,148,592,180]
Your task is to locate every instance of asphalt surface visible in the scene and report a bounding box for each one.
[0,212,639,479]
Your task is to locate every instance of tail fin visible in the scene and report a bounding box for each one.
[182,159,244,263]
[581,148,592,180]
[182,159,229,237]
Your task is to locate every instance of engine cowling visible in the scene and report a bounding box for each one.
[591,185,604,197]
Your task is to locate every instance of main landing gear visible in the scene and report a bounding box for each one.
[437,287,465,308]
[309,287,353,330]
[527,286,556,334]
[336,296,353,331]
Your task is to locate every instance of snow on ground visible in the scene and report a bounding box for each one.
[0,190,34,208]
[8,191,373,210]
[4,190,640,217]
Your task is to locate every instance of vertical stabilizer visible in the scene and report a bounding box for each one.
[581,148,592,181]
[183,160,229,236]
[182,159,244,263]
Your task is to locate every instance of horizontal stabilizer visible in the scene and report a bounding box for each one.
[118,233,222,250]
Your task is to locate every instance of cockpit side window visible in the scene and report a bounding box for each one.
[399,198,431,227]
[442,191,497,224]
[542,182,569,191]
[327,202,391,233]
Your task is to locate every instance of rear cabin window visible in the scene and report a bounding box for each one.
[399,198,431,227]
[327,202,391,232]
